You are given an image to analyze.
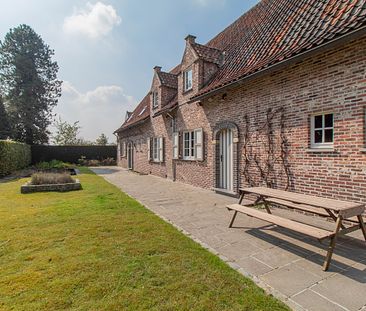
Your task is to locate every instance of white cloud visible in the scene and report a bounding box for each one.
[53,81,136,142]
[63,2,121,39]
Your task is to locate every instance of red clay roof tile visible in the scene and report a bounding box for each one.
[194,0,366,98]
[116,0,366,131]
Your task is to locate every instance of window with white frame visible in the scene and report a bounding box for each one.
[183,69,193,92]
[148,137,164,162]
[171,116,177,132]
[152,91,158,109]
[310,113,334,148]
[153,137,159,161]
[183,131,195,160]
[120,140,126,157]
[182,128,203,161]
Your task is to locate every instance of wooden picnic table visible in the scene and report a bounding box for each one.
[226,187,366,271]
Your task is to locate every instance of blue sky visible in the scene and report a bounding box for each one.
[0,0,258,142]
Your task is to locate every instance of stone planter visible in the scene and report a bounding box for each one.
[21,179,82,194]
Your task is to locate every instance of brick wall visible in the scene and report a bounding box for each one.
[118,35,366,204]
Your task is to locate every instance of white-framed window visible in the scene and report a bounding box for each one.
[171,116,177,132]
[183,131,195,160]
[152,91,158,109]
[172,132,179,159]
[138,106,147,116]
[120,140,126,158]
[310,113,334,148]
[153,137,159,161]
[148,137,164,162]
[183,69,193,92]
[182,128,203,161]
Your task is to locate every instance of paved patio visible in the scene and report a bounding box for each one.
[92,167,366,311]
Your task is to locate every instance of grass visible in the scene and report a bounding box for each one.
[0,168,289,311]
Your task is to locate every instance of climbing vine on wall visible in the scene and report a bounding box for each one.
[242,107,292,190]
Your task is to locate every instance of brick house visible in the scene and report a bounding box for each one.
[115,0,366,203]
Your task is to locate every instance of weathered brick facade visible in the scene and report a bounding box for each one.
[115,1,366,205]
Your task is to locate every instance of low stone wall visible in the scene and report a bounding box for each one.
[21,179,82,194]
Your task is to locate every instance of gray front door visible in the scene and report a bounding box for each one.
[127,143,133,170]
[219,129,233,191]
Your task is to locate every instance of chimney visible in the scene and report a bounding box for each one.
[154,66,162,72]
[185,35,196,44]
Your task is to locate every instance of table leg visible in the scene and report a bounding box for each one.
[323,216,343,271]
[263,197,272,215]
[325,209,346,229]
[229,211,238,228]
[229,190,244,228]
[238,190,245,205]
[357,215,366,241]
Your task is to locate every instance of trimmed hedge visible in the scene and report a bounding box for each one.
[0,140,31,176]
[31,145,117,164]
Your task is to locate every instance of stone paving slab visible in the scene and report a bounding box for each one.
[92,167,366,311]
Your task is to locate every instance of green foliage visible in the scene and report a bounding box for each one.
[0,140,31,176]
[30,172,75,185]
[77,156,116,166]
[0,170,289,310]
[0,24,62,145]
[52,117,81,145]
[35,159,73,170]
[0,95,11,139]
[95,133,108,145]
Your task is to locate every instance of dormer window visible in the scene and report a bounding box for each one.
[183,69,193,92]
[152,91,158,109]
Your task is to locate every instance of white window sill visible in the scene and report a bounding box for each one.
[360,148,366,153]
[306,148,334,153]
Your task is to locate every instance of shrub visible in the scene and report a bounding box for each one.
[35,160,73,170]
[0,140,31,176]
[101,157,117,166]
[77,157,116,166]
[30,173,75,185]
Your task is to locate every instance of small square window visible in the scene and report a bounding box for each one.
[311,113,334,148]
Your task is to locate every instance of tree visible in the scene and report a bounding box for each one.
[0,24,62,145]
[52,117,81,145]
[0,94,11,139]
[95,133,108,145]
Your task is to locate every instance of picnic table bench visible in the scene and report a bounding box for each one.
[226,187,366,271]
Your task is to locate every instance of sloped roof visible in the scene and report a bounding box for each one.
[191,43,223,64]
[116,0,366,131]
[157,71,178,89]
[115,65,181,132]
[193,0,366,99]
[115,94,150,132]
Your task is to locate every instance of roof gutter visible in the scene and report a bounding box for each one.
[189,25,366,103]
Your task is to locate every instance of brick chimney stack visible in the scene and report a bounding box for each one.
[185,35,196,44]
[154,66,162,72]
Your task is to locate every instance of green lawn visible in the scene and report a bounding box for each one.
[0,168,289,311]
